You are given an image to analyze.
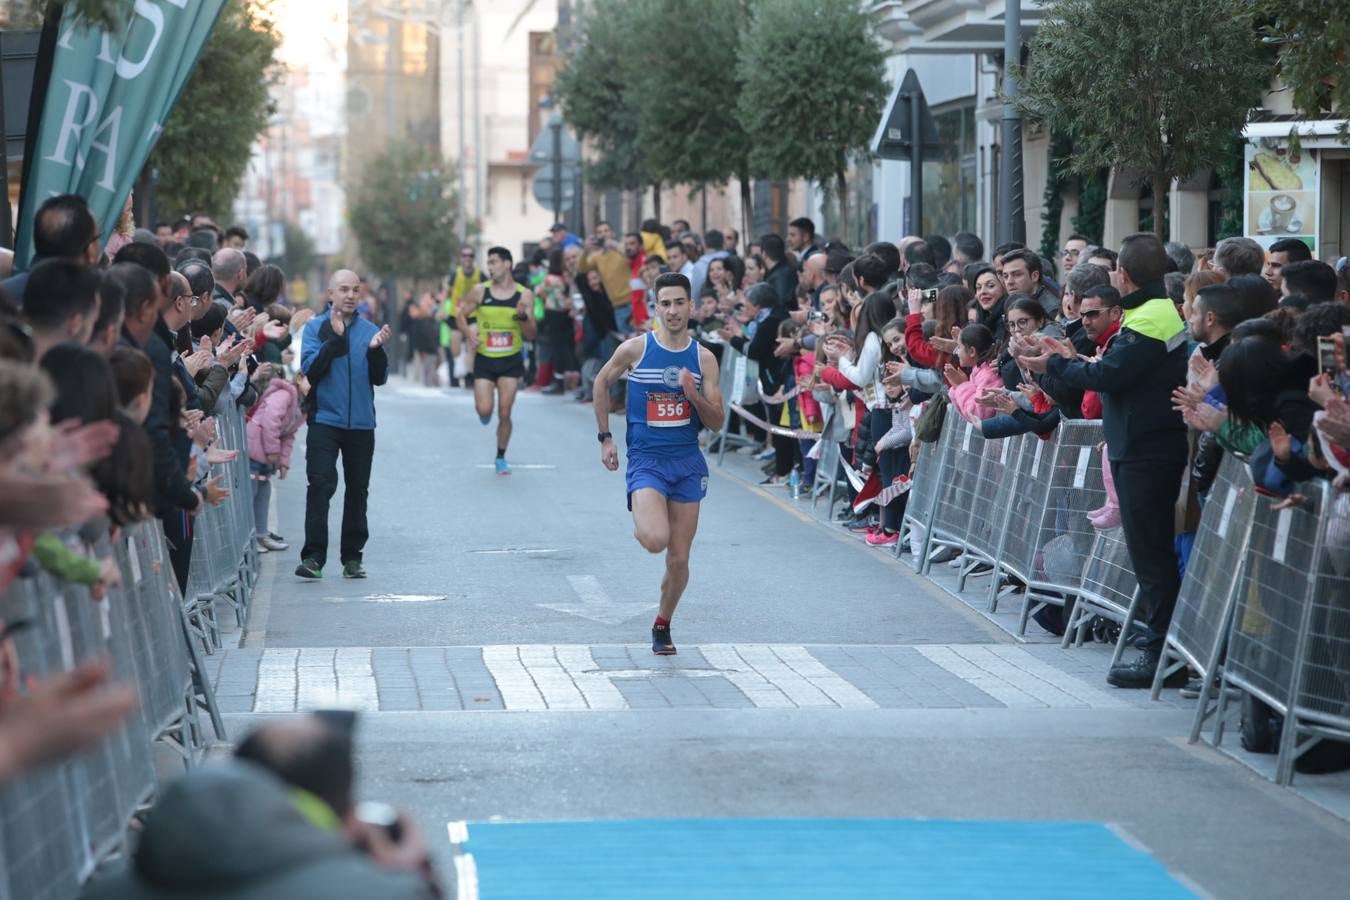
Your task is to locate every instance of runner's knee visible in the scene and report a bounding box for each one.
[634,526,668,554]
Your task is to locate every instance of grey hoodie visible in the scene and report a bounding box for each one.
[80,762,435,900]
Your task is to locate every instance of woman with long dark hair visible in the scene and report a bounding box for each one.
[244,264,286,313]
[967,264,1008,344]
[824,291,904,545]
[40,343,154,527]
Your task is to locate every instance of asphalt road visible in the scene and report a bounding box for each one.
[216,377,1350,899]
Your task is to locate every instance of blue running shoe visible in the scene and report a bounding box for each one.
[495,457,511,476]
[652,624,676,655]
[479,413,492,425]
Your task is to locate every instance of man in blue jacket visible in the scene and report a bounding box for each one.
[297,270,392,580]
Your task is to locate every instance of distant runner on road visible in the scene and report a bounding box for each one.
[457,246,536,475]
[593,272,724,654]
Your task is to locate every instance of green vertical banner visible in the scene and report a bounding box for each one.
[14,0,227,270]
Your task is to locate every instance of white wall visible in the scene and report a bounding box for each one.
[440,1,558,252]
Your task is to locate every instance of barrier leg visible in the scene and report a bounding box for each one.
[180,611,227,742]
[1109,587,1143,668]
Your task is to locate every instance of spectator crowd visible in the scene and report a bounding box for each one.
[0,196,439,897]
[3,186,1349,896]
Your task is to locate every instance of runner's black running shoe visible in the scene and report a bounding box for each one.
[651,624,676,655]
[295,558,322,579]
[342,560,367,579]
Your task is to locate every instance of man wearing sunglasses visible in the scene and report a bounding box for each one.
[440,246,486,387]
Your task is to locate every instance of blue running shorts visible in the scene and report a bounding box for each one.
[625,452,709,510]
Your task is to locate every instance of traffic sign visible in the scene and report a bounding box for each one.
[532,165,578,211]
[871,69,940,162]
[528,118,581,165]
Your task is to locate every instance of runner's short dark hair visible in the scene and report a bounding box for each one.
[487,246,513,265]
[653,272,691,299]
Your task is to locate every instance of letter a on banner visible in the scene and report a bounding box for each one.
[14,0,227,271]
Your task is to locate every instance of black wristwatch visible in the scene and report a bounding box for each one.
[597,431,612,443]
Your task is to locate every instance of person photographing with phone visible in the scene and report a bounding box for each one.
[295,270,393,581]
[83,712,442,899]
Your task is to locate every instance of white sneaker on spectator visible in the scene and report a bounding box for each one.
[254,538,271,554]
[259,535,288,551]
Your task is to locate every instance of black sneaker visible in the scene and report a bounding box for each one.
[1107,650,1187,689]
[651,624,676,656]
[342,560,367,579]
[295,558,322,579]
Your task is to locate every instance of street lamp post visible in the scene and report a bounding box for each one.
[998,0,1026,246]
[549,112,563,224]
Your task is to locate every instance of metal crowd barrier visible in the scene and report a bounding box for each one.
[184,399,258,649]
[1153,455,1259,741]
[713,345,758,465]
[903,411,1350,786]
[0,516,226,898]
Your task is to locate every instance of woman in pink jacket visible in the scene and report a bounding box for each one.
[247,372,308,552]
[946,324,1003,424]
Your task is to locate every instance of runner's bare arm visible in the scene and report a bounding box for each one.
[592,336,645,433]
[516,289,539,341]
[682,345,724,431]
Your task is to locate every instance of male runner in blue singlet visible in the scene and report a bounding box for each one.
[593,272,724,654]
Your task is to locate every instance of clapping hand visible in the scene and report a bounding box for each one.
[1190,353,1218,390]
[1268,421,1293,462]
[330,312,346,337]
[1182,401,1225,434]
[370,324,393,349]
[49,419,119,472]
[205,447,239,465]
[943,363,968,386]
[978,389,1017,415]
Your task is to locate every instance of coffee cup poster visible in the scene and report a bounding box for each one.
[1245,144,1319,253]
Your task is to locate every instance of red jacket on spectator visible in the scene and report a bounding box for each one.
[905,313,950,371]
[793,352,823,425]
[1080,321,1121,420]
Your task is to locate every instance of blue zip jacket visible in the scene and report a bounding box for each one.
[301,309,389,430]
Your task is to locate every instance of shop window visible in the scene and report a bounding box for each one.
[922,103,976,236]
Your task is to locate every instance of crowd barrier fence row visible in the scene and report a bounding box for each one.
[0,401,257,899]
[887,412,1350,787]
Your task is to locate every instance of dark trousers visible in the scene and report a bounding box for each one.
[872,408,909,532]
[162,509,192,595]
[302,423,376,568]
[1111,457,1185,652]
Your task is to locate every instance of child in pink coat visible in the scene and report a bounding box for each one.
[946,324,1003,424]
[247,372,307,552]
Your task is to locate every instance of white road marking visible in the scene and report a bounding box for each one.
[241,644,1116,714]
[481,645,547,711]
[536,575,655,625]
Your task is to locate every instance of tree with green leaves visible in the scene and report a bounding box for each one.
[147,1,281,218]
[736,0,887,238]
[1018,0,1268,240]
[268,221,315,279]
[553,0,651,197]
[10,0,132,29]
[348,141,464,282]
[625,0,754,237]
[1257,1,1350,132]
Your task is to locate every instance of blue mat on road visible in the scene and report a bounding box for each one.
[459,818,1194,898]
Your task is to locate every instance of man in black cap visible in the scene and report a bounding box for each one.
[1019,232,1189,688]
